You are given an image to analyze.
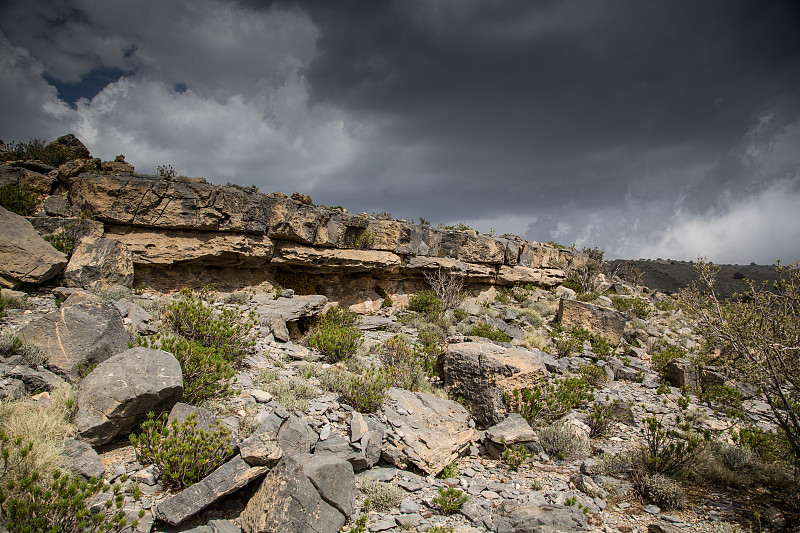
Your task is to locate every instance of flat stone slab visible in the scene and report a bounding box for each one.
[155,455,268,525]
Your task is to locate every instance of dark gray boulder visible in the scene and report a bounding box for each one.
[19,292,130,382]
[76,347,183,445]
[62,438,105,480]
[241,453,353,533]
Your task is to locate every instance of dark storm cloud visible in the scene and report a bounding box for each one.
[1,0,799,262]
[293,0,800,221]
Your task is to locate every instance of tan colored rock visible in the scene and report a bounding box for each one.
[497,265,565,288]
[100,160,134,174]
[441,341,550,427]
[381,388,478,476]
[364,219,404,251]
[0,206,67,288]
[56,159,99,180]
[69,174,269,232]
[106,226,274,267]
[437,230,506,264]
[0,165,55,195]
[557,298,626,344]
[290,192,312,205]
[271,242,401,273]
[64,236,134,289]
[404,256,495,281]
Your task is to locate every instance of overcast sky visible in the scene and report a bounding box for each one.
[1,0,799,264]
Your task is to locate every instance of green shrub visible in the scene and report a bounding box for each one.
[139,335,235,403]
[611,296,654,319]
[577,364,607,387]
[538,422,590,461]
[161,290,255,363]
[468,323,512,342]
[432,486,467,514]
[0,183,39,216]
[560,280,582,293]
[506,377,594,426]
[734,427,792,465]
[0,436,135,533]
[377,336,431,392]
[588,399,620,438]
[321,367,389,413]
[351,229,375,250]
[407,289,444,318]
[129,412,234,492]
[308,308,362,362]
[438,461,458,479]
[2,138,74,167]
[632,472,685,510]
[501,443,529,470]
[650,342,686,377]
[637,415,707,476]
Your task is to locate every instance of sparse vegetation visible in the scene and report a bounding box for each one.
[506,377,594,426]
[358,479,404,512]
[468,323,512,342]
[432,486,467,514]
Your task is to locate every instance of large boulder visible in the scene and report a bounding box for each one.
[76,347,183,445]
[557,298,626,345]
[19,292,130,381]
[241,454,354,533]
[0,206,67,288]
[484,413,538,458]
[497,265,565,288]
[440,341,550,427]
[381,388,478,476]
[63,236,134,289]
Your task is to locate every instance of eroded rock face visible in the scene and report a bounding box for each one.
[557,298,627,344]
[106,226,274,267]
[63,236,134,289]
[440,341,550,427]
[76,347,183,445]
[19,292,130,381]
[0,206,67,288]
[271,242,402,273]
[381,388,478,476]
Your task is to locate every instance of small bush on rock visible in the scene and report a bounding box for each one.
[433,486,467,514]
[129,412,234,492]
[650,342,686,378]
[407,289,444,319]
[0,183,39,216]
[638,415,707,476]
[506,377,594,426]
[321,367,390,413]
[308,307,362,362]
[358,479,404,512]
[588,399,620,438]
[578,364,608,387]
[632,472,685,510]
[538,422,590,461]
[468,323,512,342]
[501,443,529,470]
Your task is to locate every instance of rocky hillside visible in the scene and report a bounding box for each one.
[0,136,796,533]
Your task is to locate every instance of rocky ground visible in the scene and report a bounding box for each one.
[2,276,796,533]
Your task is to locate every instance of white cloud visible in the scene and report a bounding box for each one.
[635,179,800,264]
[0,32,73,141]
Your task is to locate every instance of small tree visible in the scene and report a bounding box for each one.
[423,267,465,310]
[678,259,800,472]
[565,247,604,295]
